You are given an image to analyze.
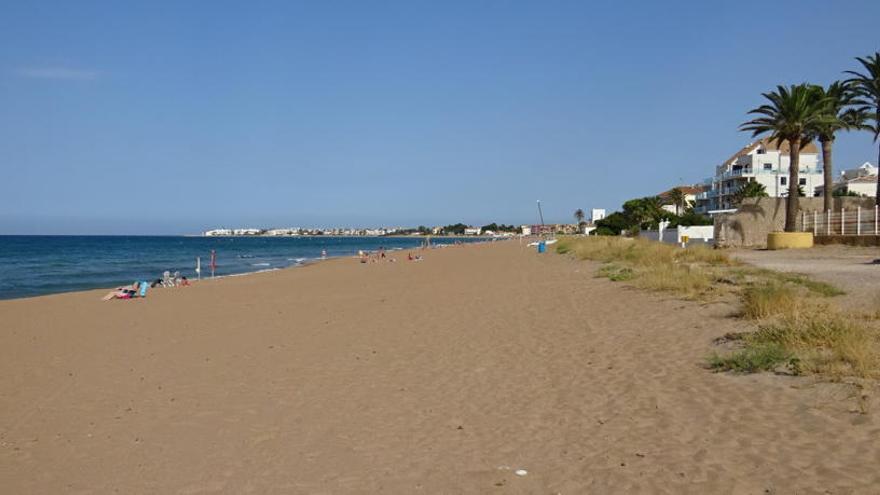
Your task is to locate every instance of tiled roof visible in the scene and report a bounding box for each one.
[723,137,819,166]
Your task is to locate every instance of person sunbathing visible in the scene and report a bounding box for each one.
[102,281,140,301]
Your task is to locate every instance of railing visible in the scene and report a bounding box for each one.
[718,168,823,180]
[799,206,880,236]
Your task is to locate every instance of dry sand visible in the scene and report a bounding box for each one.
[1,241,879,494]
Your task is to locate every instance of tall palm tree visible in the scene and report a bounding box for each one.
[667,187,686,215]
[740,84,830,232]
[845,52,880,205]
[573,208,585,233]
[812,81,863,211]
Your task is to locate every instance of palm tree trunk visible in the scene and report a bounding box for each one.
[876,143,880,207]
[785,137,801,232]
[821,138,833,212]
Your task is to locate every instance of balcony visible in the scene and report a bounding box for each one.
[717,167,823,181]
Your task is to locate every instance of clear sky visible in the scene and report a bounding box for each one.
[1,1,879,234]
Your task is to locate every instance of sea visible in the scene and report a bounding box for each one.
[0,235,487,300]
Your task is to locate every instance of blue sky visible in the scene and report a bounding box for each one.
[1,1,878,234]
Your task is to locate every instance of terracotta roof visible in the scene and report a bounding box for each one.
[723,137,818,166]
[659,185,707,199]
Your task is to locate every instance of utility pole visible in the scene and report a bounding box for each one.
[537,199,545,234]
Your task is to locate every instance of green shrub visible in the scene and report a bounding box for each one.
[708,343,793,373]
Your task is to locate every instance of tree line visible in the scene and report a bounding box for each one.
[588,195,712,236]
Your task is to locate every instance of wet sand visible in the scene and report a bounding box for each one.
[1,241,879,494]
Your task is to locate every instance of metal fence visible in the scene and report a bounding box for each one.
[799,205,880,236]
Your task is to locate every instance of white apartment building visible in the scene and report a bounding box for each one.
[696,137,822,212]
[590,208,606,222]
[463,227,482,235]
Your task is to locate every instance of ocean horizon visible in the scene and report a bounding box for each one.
[0,235,486,300]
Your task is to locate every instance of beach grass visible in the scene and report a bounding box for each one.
[740,283,804,320]
[554,236,729,300]
[555,236,878,379]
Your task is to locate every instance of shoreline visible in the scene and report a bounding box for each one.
[0,240,498,303]
[0,236,498,302]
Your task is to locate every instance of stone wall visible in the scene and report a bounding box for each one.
[714,197,876,248]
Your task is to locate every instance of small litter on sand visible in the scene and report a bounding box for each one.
[515,469,528,476]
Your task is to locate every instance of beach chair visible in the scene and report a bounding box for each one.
[173,271,181,287]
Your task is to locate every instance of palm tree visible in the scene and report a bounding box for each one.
[732,181,768,206]
[740,84,830,232]
[667,187,686,215]
[812,81,863,211]
[573,208,585,233]
[845,52,880,206]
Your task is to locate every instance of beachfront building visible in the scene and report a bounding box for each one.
[815,162,878,198]
[840,161,878,181]
[204,228,233,236]
[463,227,482,235]
[590,209,606,222]
[696,137,822,212]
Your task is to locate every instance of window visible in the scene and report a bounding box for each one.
[763,163,772,170]
[780,177,787,185]
[756,149,765,155]
[799,178,806,186]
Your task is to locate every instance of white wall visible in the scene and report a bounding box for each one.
[677,225,714,243]
[639,225,714,245]
[847,181,876,197]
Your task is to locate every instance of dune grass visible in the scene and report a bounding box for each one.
[555,236,730,300]
[740,283,804,320]
[711,311,880,378]
[555,236,879,379]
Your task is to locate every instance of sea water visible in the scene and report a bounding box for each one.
[0,236,484,300]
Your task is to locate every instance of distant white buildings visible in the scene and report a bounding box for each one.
[265,228,301,236]
[590,209,606,222]
[204,228,233,236]
[463,227,482,235]
[695,137,823,212]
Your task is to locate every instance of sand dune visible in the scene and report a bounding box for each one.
[1,241,878,493]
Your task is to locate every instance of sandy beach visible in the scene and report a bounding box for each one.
[2,240,879,494]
